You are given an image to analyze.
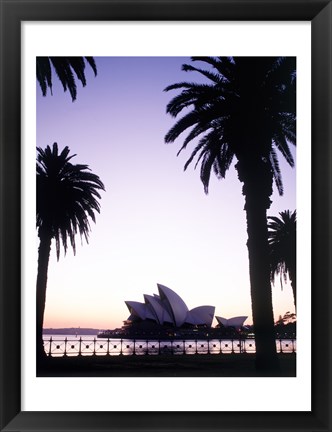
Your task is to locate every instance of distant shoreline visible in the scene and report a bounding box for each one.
[43,328,100,335]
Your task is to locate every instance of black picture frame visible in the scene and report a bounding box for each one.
[0,1,331,431]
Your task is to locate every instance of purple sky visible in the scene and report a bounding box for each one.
[37,57,296,330]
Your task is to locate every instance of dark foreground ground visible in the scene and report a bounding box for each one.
[37,353,296,377]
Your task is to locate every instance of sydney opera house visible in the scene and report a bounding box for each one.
[125,283,215,328]
[99,283,248,339]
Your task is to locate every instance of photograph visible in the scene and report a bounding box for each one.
[36,56,297,379]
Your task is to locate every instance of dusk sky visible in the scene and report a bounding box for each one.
[37,56,296,331]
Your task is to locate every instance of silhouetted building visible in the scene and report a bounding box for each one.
[125,283,215,328]
[98,284,249,339]
[215,315,248,330]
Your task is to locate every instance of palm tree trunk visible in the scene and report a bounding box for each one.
[289,266,296,310]
[245,190,280,372]
[236,153,279,372]
[36,227,52,362]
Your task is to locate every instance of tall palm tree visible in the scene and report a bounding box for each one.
[268,210,296,309]
[36,143,105,360]
[36,57,97,101]
[164,57,296,371]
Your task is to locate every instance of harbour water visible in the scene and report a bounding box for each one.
[43,334,296,357]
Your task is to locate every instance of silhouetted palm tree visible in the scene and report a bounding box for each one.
[36,143,105,360]
[268,210,296,309]
[164,57,296,371]
[37,57,97,101]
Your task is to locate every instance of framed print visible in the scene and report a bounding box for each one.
[0,0,331,431]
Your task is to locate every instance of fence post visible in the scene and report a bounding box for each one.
[133,339,136,355]
[120,339,123,355]
[93,338,96,356]
[64,337,68,357]
[78,337,82,356]
[48,336,52,357]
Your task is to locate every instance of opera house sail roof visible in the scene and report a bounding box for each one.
[215,315,248,329]
[125,283,215,328]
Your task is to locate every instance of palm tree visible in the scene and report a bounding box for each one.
[164,57,296,371]
[268,210,296,309]
[36,143,105,360]
[36,57,97,101]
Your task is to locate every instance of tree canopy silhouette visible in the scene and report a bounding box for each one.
[268,210,296,309]
[36,57,97,101]
[36,143,105,360]
[164,57,296,372]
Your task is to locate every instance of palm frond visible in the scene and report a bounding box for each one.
[165,107,217,143]
[84,57,97,76]
[36,57,52,96]
[50,57,77,101]
[273,134,295,167]
[269,147,284,195]
[191,57,234,82]
[165,83,221,116]
[36,56,97,101]
[182,63,223,84]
